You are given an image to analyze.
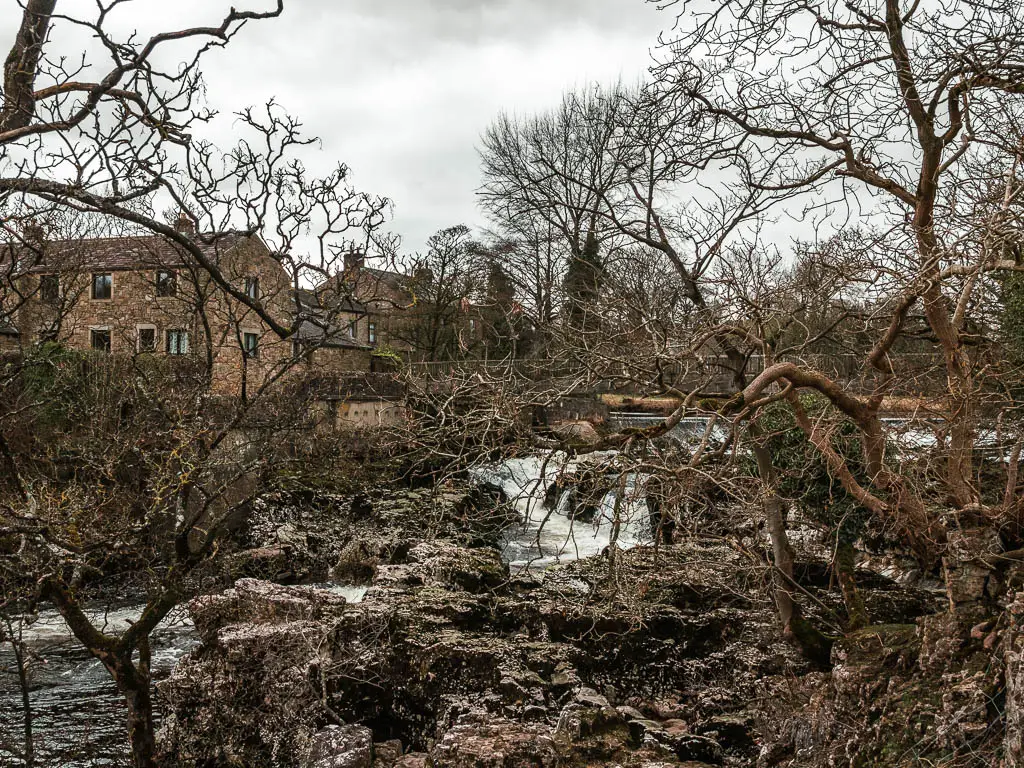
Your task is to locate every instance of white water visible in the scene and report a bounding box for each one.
[2,452,654,763]
[0,587,368,767]
[0,604,197,767]
[473,454,653,572]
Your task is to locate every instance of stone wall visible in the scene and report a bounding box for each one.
[10,235,368,396]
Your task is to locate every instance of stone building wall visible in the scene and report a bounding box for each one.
[299,345,373,375]
[0,333,18,352]
[9,235,343,397]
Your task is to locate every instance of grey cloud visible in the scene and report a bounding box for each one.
[341,0,663,45]
[2,0,668,252]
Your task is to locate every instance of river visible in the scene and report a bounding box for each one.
[1,413,960,765]
[0,452,641,766]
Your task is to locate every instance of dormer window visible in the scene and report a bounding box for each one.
[156,269,177,297]
[244,276,259,301]
[91,273,112,300]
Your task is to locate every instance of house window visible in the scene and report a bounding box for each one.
[155,269,177,297]
[166,329,190,355]
[243,331,259,359]
[368,322,377,344]
[137,326,157,352]
[244,276,259,301]
[348,320,357,339]
[90,328,111,353]
[91,273,112,300]
[39,274,59,302]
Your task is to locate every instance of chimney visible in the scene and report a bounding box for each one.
[174,210,196,236]
[22,221,45,247]
[344,248,365,273]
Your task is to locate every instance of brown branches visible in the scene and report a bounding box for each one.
[0,0,56,135]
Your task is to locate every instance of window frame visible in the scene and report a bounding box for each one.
[166,328,190,356]
[89,327,111,353]
[90,272,113,301]
[136,324,157,353]
[242,330,260,359]
[244,276,260,301]
[155,269,177,298]
[368,321,377,345]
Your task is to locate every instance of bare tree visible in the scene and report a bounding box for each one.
[0,3,397,766]
[394,224,484,362]
[471,0,1024,664]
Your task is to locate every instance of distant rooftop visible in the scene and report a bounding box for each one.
[0,231,252,273]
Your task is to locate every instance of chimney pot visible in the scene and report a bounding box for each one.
[345,248,365,273]
[174,211,196,236]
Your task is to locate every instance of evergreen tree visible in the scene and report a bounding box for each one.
[482,260,519,357]
[563,227,603,333]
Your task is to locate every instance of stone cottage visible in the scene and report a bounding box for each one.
[0,218,372,395]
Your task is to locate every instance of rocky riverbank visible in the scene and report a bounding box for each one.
[157,533,962,768]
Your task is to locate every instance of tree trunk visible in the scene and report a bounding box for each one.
[1,0,57,134]
[108,644,157,768]
[913,170,977,509]
[1007,591,1024,767]
[2,616,34,768]
[755,444,797,630]
[124,681,157,768]
[753,443,832,664]
[835,540,869,631]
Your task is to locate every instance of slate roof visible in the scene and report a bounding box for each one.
[316,265,414,305]
[295,287,366,316]
[0,232,251,273]
[293,319,370,350]
[293,286,369,349]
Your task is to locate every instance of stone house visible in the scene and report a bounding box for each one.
[319,251,488,364]
[318,251,417,359]
[0,220,372,395]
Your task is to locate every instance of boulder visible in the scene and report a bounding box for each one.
[189,578,348,643]
[372,739,403,768]
[432,719,558,768]
[306,725,373,768]
[552,420,602,447]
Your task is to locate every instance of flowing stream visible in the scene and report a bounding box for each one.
[0,586,367,766]
[0,604,195,767]
[0,451,636,765]
[0,413,965,764]
[474,454,653,571]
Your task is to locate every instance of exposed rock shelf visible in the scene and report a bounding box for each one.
[157,538,942,767]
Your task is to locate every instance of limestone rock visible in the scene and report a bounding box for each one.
[432,719,558,768]
[305,726,374,768]
[552,420,602,447]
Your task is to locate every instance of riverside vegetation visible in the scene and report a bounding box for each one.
[5,0,1024,766]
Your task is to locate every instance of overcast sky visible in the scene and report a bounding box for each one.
[11,0,667,254]
[202,0,667,254]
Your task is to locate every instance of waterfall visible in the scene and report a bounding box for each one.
[471,454,653,572]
